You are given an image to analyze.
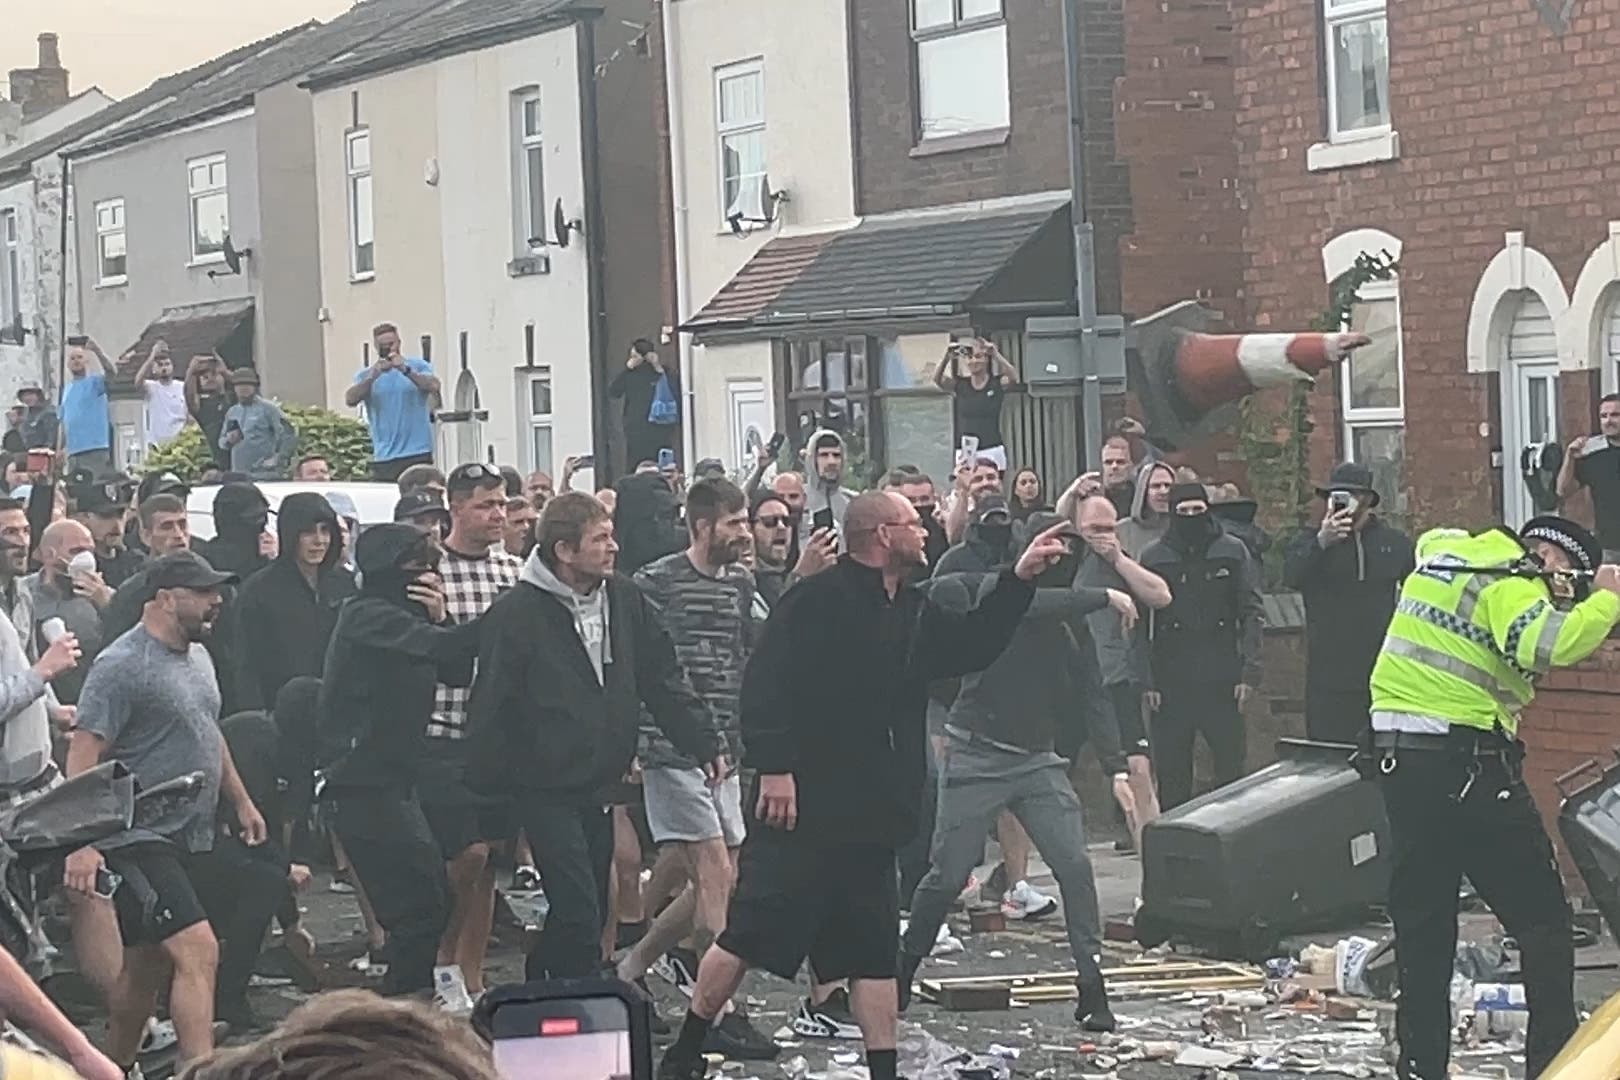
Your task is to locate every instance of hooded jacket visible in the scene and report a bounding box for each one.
[1118,460,1175,559]
[194,483,272,580]
[934,510,1016,577]
[1139,516,1264,689]
[464,551,721,802]
[1211,495,1273,568]
[613,471,686,574]
[236,493,357,709]
[800,428,857,547]
[319,524,478,792]
[926,513,1124,771]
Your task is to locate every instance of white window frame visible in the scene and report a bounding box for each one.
[1339,276,1404,491]
[346,130,374,281]
[186,153,229,265]
[511,88,546,254]
[524,368,554,476]
[911,0,1009,141]
[1323,0,1390,142]
[0,210,18,327]
[714,60,766,226]
[94,198,126,286]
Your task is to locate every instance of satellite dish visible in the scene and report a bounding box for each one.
[221,234,253,275]
[725,174,787,237]
[552,199,582,248]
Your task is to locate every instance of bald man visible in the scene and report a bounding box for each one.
[661,492,1073,1080]
[23,519,108,705]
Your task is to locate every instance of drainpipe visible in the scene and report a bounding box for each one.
[660,0,696,469]
[579,17,612,474]
[54,154,70,397]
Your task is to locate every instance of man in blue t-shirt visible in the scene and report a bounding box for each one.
[344,322,440,482]
[60,337,113,478]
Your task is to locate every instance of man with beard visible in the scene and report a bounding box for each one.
[72,482,141,588]
[319,524,478,997]
[659,494,1070,1080]
[1138,484,1264,809]
[800,430,857,546]
[133,342,190,446]
[63,552,270,1069]
[466,493,724,981]
[943,457,1003,546]
[236,493,355,711]
[749,493,835,607]
[883,470,949,574]
[620,479,776,1060]
[900,512,1127,1031]
[24,519,107,705]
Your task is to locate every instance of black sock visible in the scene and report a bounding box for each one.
[867,1048,898,1080]
[670,1010,713,1061]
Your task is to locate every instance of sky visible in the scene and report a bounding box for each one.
[3,1,355,100]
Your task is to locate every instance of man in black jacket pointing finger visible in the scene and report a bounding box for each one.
[659,492,1072,1080]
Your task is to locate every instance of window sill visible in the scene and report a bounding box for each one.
[95,276,128,290]
[910,126,1011,158]
[350,271,376,284]
[187,253,227,269]
[508,253,551,278]
[1306,129,1400,173]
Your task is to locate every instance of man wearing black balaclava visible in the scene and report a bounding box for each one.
[319,523,479,997]
[195,482,272,580]
[1137,482,1263,810]
[934,494,1016,577]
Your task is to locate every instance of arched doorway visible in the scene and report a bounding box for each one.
[1503,294,1559,526]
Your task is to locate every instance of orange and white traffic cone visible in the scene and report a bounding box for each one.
[1129,299,1372,448]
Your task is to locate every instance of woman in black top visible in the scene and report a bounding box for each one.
[933,337,1017,471]
[1008,466,1047,520]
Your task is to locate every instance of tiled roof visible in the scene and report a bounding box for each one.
[0,26,309,184]
[684,201,1069,335]
[70,0,446,158]
[111,297,256,393]
[302,0,589,91]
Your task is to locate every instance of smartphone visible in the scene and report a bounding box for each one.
[572,453,595,469]
[1327,491,1356,515]
[25,448,53,475]
[812,506,836,533]
[959,435,980,468]
[657,448,676,470]
[66,335,87,348]
[476,978,652,1080]
[1583,434,1610,457]
[765,432,786,458]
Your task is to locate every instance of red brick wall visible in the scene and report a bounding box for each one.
[1234,0,1620,530]
[1521,641,1620,896]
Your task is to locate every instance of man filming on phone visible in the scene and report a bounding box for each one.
[346,322,441,483]
[1557,392,1620,562]
[1283,463,1414,745]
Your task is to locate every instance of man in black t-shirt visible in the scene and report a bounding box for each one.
[1558,392,1620,559]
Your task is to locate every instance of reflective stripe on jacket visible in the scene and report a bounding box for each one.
[1369,527,1620,736]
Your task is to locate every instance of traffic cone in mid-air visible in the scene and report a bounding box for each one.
[1128,300,1372,448]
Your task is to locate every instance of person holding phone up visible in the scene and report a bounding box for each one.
[933,337,1016,473]
[1282,462,1415,746]
[1557,392,1620,562]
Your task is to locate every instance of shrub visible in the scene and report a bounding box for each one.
[142,404,374,480]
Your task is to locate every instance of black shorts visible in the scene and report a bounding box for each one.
[423,799,515,859]
[717,825,898,982]
[1109,682,1151,758]
[105,842,209,947]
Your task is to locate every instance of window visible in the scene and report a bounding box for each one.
[715,61,765,224]
[186,154,229,262]
[94,198,126,285]
[526,369,553,476]
[1323,0,1390,140]
[346,131,374,278]
[1340,280,1405,513]
[912,0,1009,140]
[511,89,545,252]
[0,210,18,328]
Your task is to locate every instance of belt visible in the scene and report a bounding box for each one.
[1369,730,1512,755]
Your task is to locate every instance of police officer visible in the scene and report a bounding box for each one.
[1367,515,1620,1080]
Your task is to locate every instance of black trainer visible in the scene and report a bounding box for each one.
[1075,971,1117,1033]
[703,1008,781,1060]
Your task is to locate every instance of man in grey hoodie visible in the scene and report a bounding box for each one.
[800,428,858,547]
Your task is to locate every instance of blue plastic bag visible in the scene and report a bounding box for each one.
[648,372,679,425]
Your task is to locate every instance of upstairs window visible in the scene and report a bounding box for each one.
[95,199,126,285]
[913,0,1009,140]
[0,210,18,326]
[1324,0,1390,139]
[715,61,765,226]
[512,88,546,252]
[347,130,374,279]
[187,154,229,262]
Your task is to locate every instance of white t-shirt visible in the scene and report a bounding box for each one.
[144,379,190,445]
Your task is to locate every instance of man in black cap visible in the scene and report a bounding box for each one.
[14,385,57,451]
[1137,482,1264,810]
[1283,462,1415,744]
[219,368,295,481]
[395,490,450,541]
[1366,517,1620,1080]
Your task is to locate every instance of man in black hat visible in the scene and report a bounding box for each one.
[1137,482,1264,810]
[14,385,57,451]
[1283,462,1415,744]
[395,490,450,541]
[1366,517,1620,1080]
[219,368,295,481]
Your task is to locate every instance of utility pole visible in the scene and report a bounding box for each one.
[1062,0,1104,471]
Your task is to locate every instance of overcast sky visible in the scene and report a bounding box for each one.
[4,1,355,100]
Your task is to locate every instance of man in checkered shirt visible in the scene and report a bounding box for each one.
[418,463,522,1013]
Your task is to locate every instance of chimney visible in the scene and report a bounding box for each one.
[8,33,70,120]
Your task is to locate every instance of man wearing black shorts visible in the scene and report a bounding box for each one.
[659,492,1068,1080]
[61,552,271,1071]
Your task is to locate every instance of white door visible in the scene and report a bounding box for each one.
[1504,295,1560,526]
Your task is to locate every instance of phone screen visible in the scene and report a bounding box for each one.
[657,449,676,470]
[490,996,635,1080]
[812,507,835,533]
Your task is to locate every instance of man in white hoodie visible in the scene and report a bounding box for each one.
[800,429,858,547]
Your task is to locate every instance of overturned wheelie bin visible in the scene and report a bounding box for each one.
[1556,752,1620,948]
[1135,739,1393,959]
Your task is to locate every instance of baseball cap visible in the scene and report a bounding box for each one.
[970,493,1011,524]
[693,457,727,480]
[138,471,190,503]
[394,490,448,522]
[147,551,239,591]
[73,481,127,516]
[446,462,505,496]
[228,367,261,387]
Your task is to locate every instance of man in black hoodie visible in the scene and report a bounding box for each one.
[659,493,1070,1080]
[900,512,1127,1031]
[319,523,478,997]
[236,493,355,710]
[195,483,272,581]
[1139,483,1265,809]
[1282,462,1414,744]
[465,492,724,982]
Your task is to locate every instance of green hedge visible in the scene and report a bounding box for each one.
[143,404,374,480]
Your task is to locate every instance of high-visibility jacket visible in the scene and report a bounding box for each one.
[1369,527,1620,736]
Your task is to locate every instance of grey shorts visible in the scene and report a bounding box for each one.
[642,768,745,847]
